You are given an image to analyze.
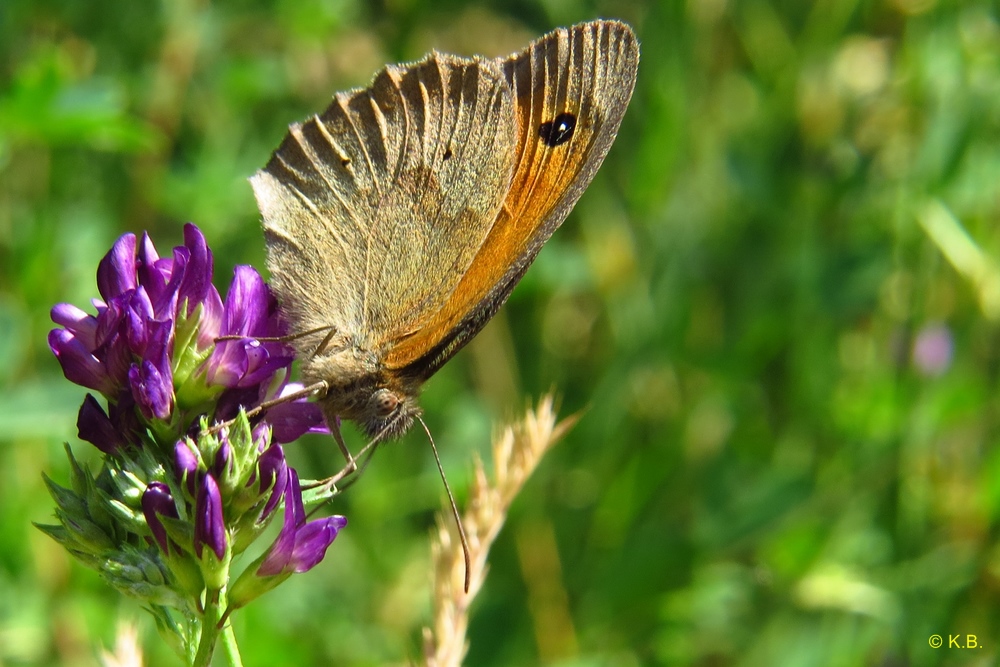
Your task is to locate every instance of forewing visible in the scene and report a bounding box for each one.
[251,55,517,355]
[384,20,639,377]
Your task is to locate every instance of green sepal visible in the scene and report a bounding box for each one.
[213,410,256,495]
[198,538,232,592]
[105,467,147,506]
[158,514,195,553]
[229,500,276,555]
[64,443,92,498]
[56,510,116,552]
[164,548,206,598]
[227,551,290,612]
[173,301,224,411]
[42,473,88,517]
[101,493,149,536]
[34,522,81,552]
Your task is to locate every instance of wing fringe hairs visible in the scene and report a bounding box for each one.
[422,395,578,667]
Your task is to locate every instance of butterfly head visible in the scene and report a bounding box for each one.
[358,386,421,441]
[319,381,421,442]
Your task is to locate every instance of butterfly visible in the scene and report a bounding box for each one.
[251,19,639,444]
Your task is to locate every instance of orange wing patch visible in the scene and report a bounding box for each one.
[383,21,638,372]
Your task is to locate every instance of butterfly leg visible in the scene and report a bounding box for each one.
[312,326,345,357]
[214,324,337,346]
[201,380,328,436]
[307,425,380,497]
[331,417,357,478]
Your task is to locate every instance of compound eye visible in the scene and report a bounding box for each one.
[372,389,400,416]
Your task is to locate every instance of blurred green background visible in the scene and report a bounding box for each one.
[3,0,1000,665]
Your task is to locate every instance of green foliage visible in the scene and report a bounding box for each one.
[3,0,1000,665]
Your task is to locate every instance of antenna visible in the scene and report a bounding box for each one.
[417,415,471,594]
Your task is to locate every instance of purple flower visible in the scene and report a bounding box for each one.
[141,482,179,554]
[49,226,216,408]
[49,224,326,450]
[254,444,288,521]
[48,327,115,395]
[201,266,328,436]
[128,359,173,420]
[97,233,138,303]
[266,384,328,443]
[175,224,215,318]
[913,323,953,377]
[174,440,200,495]
[46,224,353,651]
[51,303,100,354]
[251,422,272,452]
[206,266,294,389]
[137,232,168,309]
[257,469,346,576]
[76,394,124,454]
[194,474,226,561]
[213,437,233,481]
[76,392,143,453]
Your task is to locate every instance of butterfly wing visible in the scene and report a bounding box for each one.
[383,20,639,378]
[252,55,518,358]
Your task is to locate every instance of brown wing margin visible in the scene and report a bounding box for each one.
[383,20,639,379]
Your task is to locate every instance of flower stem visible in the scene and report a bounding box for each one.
[192,590,223,667]
[221,619,244,667]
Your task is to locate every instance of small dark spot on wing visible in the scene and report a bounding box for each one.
[538,112,577,148]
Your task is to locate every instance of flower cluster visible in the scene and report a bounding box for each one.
[39,225,346,665]
[49,224,326,447]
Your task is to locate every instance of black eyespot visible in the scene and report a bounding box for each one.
[443,147,452,160]
[538,112,577,147]
[340,157,351,167]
